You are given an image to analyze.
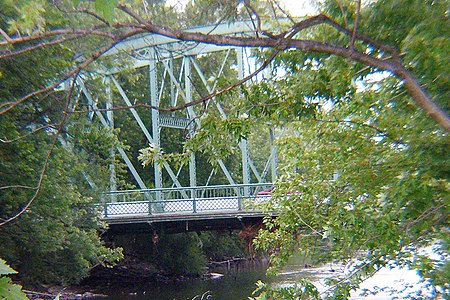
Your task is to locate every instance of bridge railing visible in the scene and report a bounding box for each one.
[101,183,273,218]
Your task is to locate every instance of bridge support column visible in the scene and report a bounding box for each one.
[185,57,197,194]
[237,48,250,199]
[105,76,117,202]
[149,50,162,200]
[269,128,278,182]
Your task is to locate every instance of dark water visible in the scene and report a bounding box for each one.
[92,261,268,300]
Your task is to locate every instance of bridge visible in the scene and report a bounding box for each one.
[101,183,275,234]
[65,20,284,233]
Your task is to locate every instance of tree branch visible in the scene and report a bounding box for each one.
[0,35,83,59]
[118,4,449,131]
[0,28,114,47]
[0,36,124,115]
[0,28,13,42]
[0,124,58,143]
[0,185,37,191]
[53,2,111,26]
[350,0,361,49]
[70,49,282,114]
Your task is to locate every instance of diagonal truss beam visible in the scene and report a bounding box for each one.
[189,56,276,184]
[77,78,148,190]
[161,58,237,185]
[109,75,189,198]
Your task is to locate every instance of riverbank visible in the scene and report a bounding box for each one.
[23,256,264,299]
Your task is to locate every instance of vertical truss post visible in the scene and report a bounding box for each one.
[237,48,250,198]
[169,58,176,108]
[105,76,117,201]
[269,128,278,182]
[184,57,197,195]
[149,50,162,200]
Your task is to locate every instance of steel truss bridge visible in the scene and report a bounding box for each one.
[66,20,282,231]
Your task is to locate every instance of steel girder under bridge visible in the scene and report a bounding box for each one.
[68,20,280,228]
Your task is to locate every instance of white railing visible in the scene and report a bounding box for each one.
[101,183,273,217]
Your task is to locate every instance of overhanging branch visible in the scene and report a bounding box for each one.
[118,4,449,131]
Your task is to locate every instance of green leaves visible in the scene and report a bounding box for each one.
[254,79,449,295]
[251,8,449,293]
[250,279,320,300]
[94,0,118,24]
[5,0,47,35]
[0,277,28,300]
[0,259,27,300]
[0,259,16,276]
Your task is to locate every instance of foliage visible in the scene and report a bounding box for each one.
[199,231,247,261]
[250,279,319,300]
[0,0,124,286]
[1,0,449,295]
[0,258,27,300]
[153,233,207,276]
[0,123,124,284]
[249,0,450,295]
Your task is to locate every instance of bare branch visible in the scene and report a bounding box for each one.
[0,35,83,59]
[287,14,396,54]
[170,49,281,111]
[52,2,111,26]
[0,185,37,191]
[336,0,349,27]
[0,124,58,143]
[0,35,124,115]
[403,204,445,229]
[243,0,277,39]
[0,28,114,47]
[118,4,449,130]
[350,0,362,49]
[270,0,296,24]
[1,4,448,136]
[313,118,402,143]
[70,49,281,115]
[0,28,13,42]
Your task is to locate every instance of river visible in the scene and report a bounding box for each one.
[89,251,443,300]
[91,259,270,300]
[88,254,321,300]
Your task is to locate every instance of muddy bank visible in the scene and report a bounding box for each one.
[24,287,106,300]
[83,255,266,286]
[83,257,163,285]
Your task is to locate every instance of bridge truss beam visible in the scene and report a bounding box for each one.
[75,20,280,196]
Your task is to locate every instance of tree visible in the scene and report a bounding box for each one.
[249,0,449,297]
[0,0,448,295]
[0,0,123,285]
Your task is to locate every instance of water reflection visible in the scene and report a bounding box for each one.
[92,260,268,300]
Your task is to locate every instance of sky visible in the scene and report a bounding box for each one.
[166,0,317,17]
[281,0,317,16]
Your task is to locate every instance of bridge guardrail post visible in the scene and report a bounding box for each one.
[146,191,152,215]
[192,188,197,213]
[238,186,242,211]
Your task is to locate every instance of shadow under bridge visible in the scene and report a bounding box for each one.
[101,183,275,234]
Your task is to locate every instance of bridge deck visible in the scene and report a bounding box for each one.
[100,183,274,233]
